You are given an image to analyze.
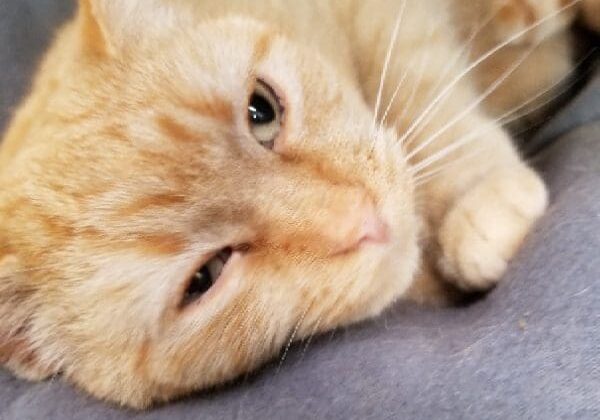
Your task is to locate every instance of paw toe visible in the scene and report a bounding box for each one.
[437,166,547,291]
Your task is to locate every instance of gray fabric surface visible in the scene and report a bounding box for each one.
[1,1,599,419]
[0,0,73,134]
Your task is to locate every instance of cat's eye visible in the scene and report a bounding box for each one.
[181,248,233,307]
[248,81,283,149]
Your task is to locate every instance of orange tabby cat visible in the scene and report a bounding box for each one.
[0,0,597,409]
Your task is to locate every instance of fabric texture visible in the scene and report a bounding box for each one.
[1,1,599,419]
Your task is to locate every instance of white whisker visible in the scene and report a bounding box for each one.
[380,58,414,127]
[410,123,494,175]
[411,45,596,176]
[397,0,581,146]
[277,302,311,371]
[380,20,438,128]
[414,149,484,186]
[372,0,408,135]
[428,0,510,101]
[394,26,438,126]
[405,39,540,161]
[295,315,323,366]
[410,63,586,176]
[410,0,512,138]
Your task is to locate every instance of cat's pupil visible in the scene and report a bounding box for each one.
[248,94,276,125]
[184,267,213,304]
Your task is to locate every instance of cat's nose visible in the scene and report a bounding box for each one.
[325,198,390,256]
[360,211,390,244]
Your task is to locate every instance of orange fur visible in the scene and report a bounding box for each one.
[0,0,594,409]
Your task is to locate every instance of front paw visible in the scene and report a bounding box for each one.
[437,165,548,291]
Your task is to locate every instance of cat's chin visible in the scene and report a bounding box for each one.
[378,240,420,303]
[336,236,421,328]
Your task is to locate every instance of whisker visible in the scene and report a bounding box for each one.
[503,73,590,138]
[380,57,414,127]
[427,0,510,103]
[413,149,484,186]
[295,315,323,366]
[410,129,490,177]
[371,0,408,135]
[410,64,587,176]
[393,30,436,127]
[408,44,594,176]
[396,0,581,146]
[277,303,311,370]
[507,47,598,123]
[380,20,438,129]
[405,39,540,161]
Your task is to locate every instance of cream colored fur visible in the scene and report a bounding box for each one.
[0,0,596,408]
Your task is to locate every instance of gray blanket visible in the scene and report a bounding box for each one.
[1,1,599,419]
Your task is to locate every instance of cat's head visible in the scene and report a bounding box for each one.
[0,0,419,407]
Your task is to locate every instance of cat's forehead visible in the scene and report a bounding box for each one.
[143,18,291,92]
[116,18,307,134]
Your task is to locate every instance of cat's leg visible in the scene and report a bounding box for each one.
[412,118,548,293]
[406,108,548,293]
[373,65,548,296]
[382,67,548,294]
[380,20,548,294]
[350,0,549,295]
[435,164,547,291]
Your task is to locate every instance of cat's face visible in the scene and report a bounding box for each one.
[0,1,419,407]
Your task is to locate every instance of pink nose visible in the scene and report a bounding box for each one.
[360,211,390,245]
[328,201,390,256]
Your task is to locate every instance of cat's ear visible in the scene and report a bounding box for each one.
[78,0,176,56]
[0,254,56,381]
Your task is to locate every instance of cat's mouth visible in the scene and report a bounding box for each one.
[181,247,234,307]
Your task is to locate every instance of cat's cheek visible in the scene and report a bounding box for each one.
[0,255,60,382]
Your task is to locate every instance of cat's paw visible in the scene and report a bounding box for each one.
[491,0,576,46]
[437,165,548,291]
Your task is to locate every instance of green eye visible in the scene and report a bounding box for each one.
[248,81,283,149]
